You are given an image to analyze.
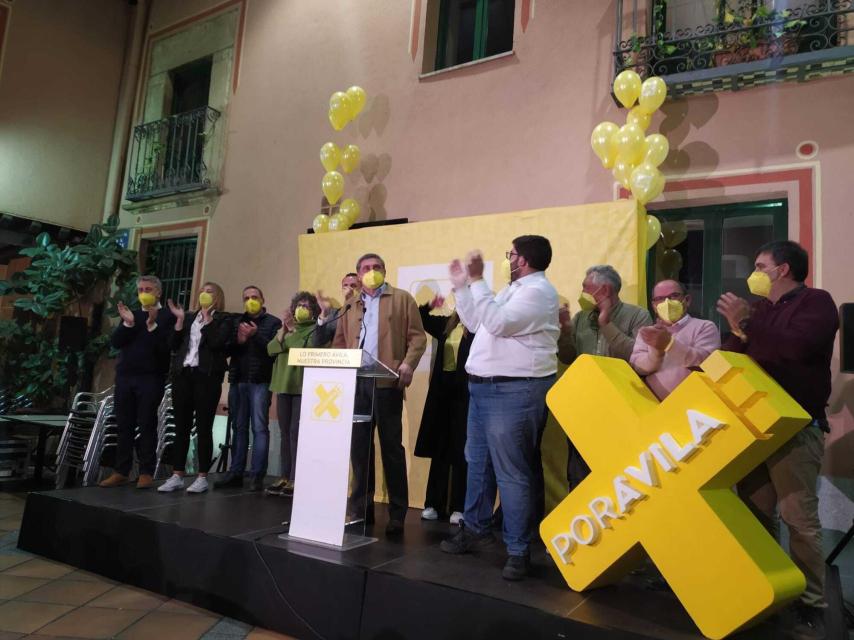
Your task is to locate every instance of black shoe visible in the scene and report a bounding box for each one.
[787,603,826,640]
[248,476,263,492]
[385,519,404,535]
[213,472,243,489]
[439,523,494,555]
[502,554,530,581]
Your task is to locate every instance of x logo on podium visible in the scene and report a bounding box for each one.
[313,383,342,420]
[541,351,810,639]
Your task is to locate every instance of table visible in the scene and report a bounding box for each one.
[0,414,68,482]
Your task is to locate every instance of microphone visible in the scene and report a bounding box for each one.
[301,303,352,347]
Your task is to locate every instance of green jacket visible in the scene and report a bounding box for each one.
[268,321,316,394]
[557,300,652,363]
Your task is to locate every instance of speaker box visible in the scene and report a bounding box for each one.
[841,303,854,373]
[58,316,88,352]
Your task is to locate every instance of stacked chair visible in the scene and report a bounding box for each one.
[54,388,114,488]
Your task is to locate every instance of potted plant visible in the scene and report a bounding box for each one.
[713,2,806,67]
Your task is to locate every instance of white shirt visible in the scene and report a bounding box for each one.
[183,311,213,367]
[455,271,559,378]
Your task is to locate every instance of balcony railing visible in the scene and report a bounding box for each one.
[126,106,220,202]
[614,0,854,98]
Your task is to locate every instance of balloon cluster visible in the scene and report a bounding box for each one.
[590,71,669,249]
[313,86,367,234]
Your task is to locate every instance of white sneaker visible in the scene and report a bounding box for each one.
[158,474,184,493]
[421,507,438,521]
[450,511,464,526]
[186,476,209,494]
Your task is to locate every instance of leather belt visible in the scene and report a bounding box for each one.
[468,374,551,384]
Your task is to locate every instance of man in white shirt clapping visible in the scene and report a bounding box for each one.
[440,235,559,581]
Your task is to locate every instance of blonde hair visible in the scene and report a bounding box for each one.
[198,282,225,312]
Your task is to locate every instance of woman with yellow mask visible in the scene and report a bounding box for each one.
[159,283,232,494]
[265,292,321,496]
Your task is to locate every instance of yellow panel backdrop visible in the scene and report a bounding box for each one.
[298,200,646,514]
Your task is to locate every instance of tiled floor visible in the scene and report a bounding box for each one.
[0,492,298,640]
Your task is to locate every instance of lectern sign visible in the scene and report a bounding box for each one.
[541,351,811,639]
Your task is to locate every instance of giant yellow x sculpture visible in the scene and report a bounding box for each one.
[541,351,811,639]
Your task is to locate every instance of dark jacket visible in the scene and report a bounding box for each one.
[169,311,233,381]
[721,285,838,419]
[110,308,175,377]
[414,304,473,463]
[228,310,283,384]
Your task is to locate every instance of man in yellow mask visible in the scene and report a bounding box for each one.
[717,240,839,640]
[630,279,720,400]
[557,265,652,488]
[332,253,426,535]
[100,275,175,489]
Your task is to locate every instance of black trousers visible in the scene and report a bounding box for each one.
[566,438,591,491]
[276,393,301,481]
[169,367,222,474]
[425,456,467,515]
[349,386,409,522]
[114,373,165,476]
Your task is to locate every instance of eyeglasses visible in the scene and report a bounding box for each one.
[651,293,685,304]
[505,251,517,260]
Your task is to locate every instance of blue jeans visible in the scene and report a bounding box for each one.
[229,382,272,477]
[463,375,554,556]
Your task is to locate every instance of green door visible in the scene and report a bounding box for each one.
[647,199,788,332]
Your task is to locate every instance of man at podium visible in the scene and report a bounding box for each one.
[333,253,427,535]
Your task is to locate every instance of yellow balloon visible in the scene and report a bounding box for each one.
[339,198,361,223]
[312,214,330,234]
[328,108,346,131]
[643,133,670,167]
[591,121,619,169]
[341,145,361,174]
[614,123,646,165]
[613,70,642,109]
[346,86,367,116]
[646,215,662,250]
[660,248,683,278]
[328,213,350,232]
[638,77,668,114]
[319,142,341,172]
[330,92,353,121]
[662,220,688,248]
[321,171,344,205]
[612,155,636,189]
[627,106,651,131]
[630,162,665,204]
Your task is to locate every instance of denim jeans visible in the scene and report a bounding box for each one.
[463,375,554,556]
[229,382,272,477]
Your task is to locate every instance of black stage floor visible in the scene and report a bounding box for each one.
[17,483,846,640]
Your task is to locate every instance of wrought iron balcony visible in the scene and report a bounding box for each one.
[614,0,854,98]
[125,106,220,202]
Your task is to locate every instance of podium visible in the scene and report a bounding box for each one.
[279,348,398,550]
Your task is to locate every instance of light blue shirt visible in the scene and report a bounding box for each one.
[359,284,386,359]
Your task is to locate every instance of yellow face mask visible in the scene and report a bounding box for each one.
[656,298,685,324]
[500,258,512,283]
[746,270,773,298]
[198,292,214,308]
[244,299,262,315]
[138,292,157,308]
[578,291,598,312]
[294,307,312,323]
[361,270,385,289]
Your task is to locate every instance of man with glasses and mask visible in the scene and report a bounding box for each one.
[557,264,652,488]
[440,236,558,581]
[717,240,838,640]
[630,279,719,400]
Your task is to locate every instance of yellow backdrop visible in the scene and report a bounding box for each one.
[298,200,646,512]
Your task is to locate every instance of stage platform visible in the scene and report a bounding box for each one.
[17,483,846,640]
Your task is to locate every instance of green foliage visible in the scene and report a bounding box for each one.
[0,215,139,406]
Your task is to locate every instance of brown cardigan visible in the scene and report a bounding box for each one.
[332,285,427,387]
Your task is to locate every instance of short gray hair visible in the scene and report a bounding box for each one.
[585,265,622,293]
[137,275,162,292]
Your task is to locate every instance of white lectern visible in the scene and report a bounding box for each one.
[279,348,398,550]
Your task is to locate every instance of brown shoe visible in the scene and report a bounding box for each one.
[98,472,129,488]
[136,474,154,489]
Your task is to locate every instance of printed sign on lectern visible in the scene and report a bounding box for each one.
[541,351,810,639]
